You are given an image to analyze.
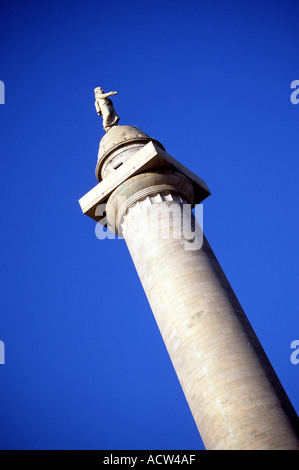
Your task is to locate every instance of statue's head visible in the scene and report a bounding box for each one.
[94,87,104,95]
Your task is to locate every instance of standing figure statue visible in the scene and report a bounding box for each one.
[94,87,120,132]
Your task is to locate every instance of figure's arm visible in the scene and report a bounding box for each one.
[97,91,118,99]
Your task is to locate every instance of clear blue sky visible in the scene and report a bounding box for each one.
[0,0,298,450]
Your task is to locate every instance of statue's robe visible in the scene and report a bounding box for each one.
[96,98,119,131]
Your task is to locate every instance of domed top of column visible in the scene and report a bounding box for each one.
[95,125,165,182]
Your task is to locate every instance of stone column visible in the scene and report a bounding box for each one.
[79,125,299,450]
[106,170,299,450]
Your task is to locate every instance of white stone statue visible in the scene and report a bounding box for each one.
[94,87,119,132]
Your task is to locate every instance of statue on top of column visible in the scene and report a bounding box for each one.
[94,87,120,133]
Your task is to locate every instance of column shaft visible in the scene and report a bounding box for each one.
[107,171,299,450]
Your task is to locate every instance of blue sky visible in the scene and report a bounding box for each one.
[0,0,298,450]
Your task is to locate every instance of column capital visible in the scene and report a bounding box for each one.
[79,140,210,224]
[106,170,194,237]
